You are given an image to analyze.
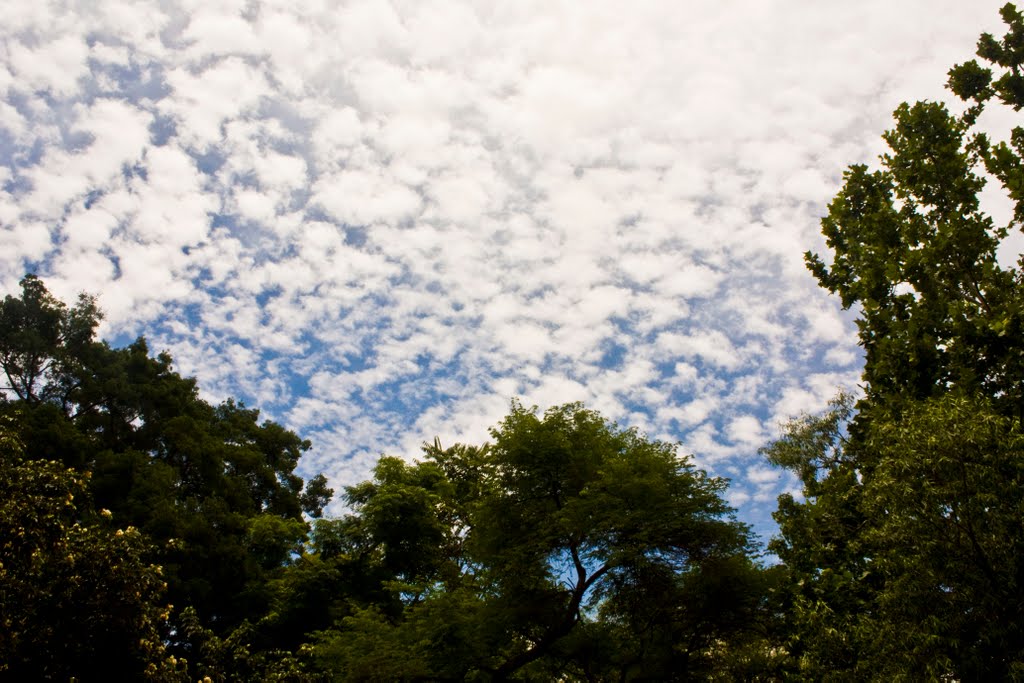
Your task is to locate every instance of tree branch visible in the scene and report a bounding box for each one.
[490,550,612,681]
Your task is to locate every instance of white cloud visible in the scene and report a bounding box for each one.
[728,415,766,448]
[162,57,271,148]
[1,222,55,266]
[312,168,422,225]
[181,7,262,60]
[656,330,744,371]
[21,99,151,219]
[130,145,215,246]
[7,35,90,97]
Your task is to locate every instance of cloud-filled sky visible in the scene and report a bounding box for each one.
[0,0,1012,544]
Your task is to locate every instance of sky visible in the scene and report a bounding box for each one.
[0,0,1014,546]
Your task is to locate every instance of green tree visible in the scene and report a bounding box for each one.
[0,276,332,647]
[311,402,767,681]
[766,395,887,678]
[0,416,184,681]
[0,274,101,405]
[771,4,1024,679]
[805,4,1024,421]
[768,394,1024,679]
[860,395,1024,678]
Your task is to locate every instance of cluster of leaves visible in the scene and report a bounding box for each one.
[769,3,1024,679]
[0,421,182,681]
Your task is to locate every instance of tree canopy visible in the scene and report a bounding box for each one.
[0,419,182,680]
[308,402,773,680]
[769,3,1024,679]
[0,274,333,678]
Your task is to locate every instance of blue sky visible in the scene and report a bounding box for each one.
[1,0,1015,546]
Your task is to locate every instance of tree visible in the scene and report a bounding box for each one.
[771,4,1024,679]
[860,395,1024,678]
[805,4,1024,421]
[0,276,333,648]
[768,394,1024,679]
[0,416,184,681]
[310,402,768,681]
[0,274,101,405]
[765,395,891,678]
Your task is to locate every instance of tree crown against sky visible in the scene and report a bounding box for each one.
[308,401,780,681]
[0,273,334,677]
[770,3,1024,679]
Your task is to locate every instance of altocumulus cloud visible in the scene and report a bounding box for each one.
[0,0,1008,541]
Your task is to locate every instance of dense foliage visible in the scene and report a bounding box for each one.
[307,404,778,680]
[0,421,181,680]
[769,3,1024,680]
[0,275,332,679]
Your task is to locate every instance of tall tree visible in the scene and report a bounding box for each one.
[806,3,1024,422]
[771,4,1024,679]
[0,276,332,642]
